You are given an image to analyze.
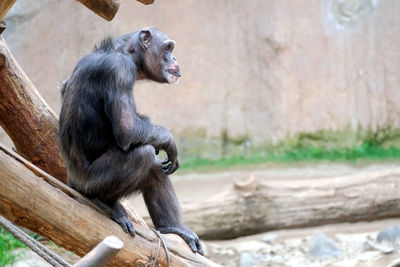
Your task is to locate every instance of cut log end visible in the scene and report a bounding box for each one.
[75,0,120,21]
[103,235,124,250]
[137,0,155,5]
[234,175,259,193]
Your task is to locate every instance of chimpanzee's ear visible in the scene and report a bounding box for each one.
[139,30,151,49]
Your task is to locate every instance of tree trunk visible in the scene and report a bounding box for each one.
[181,171,400,239]
[0,36,67,183]
[0,144,217,267]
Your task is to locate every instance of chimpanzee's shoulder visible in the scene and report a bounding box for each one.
[75,49,133,75]
[93,37,116,53]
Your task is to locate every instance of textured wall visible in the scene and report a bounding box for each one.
[1,0,399,159]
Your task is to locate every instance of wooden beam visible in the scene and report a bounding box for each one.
[0,36,67,183]
[181,171,400,239]
[0,144,218,266]
[75,0,120,21]
[73,236,124,267]
[0,0,15,21]
[136,0,155,4]
[0,144,147,228]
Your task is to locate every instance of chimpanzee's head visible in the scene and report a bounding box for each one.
[133,27,181,84]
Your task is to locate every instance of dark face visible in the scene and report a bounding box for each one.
[138,28,181,84]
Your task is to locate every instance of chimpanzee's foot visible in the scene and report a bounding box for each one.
[112,214,136,236]
[93,199,136,236]
[157,225,204,255]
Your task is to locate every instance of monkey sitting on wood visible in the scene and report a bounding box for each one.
[59,27,203,255]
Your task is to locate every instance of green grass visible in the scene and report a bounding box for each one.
[179,141,400,172]
[0,227,27,266]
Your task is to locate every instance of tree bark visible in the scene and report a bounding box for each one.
[0,0,15,21]
[181,171,400,239]
[0,36,67,183]
[0,144,218,267]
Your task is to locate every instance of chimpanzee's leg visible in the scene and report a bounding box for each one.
[142,168,204,255]
[75,145,159,236]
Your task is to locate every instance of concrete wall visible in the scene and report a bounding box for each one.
[1,0,400,159]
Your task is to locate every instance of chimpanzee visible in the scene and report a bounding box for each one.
[58,27,203,255]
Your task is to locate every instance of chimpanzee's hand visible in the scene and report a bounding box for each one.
[162,156,180,175]
[151,126,180,175]
[157,225,204,255]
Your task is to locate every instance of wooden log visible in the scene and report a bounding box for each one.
[75,0,120,21]
[0,144,218,267]
[0,36,67,183]
[0,0,15,21]
[0,144,147,227]
[136,0,155,4]
[74,0,154,21]
[181,171,400,239]
[73,236,123,267]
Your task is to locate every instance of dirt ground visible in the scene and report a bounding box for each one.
[11,162,400,266]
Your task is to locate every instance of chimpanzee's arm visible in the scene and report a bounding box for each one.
[100,53,150,151]
[106,91,179,174]
[104,88,150,150]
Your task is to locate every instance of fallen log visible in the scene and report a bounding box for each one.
[0,36,67,183]
[182,171,400,239]
[0,144,218,266]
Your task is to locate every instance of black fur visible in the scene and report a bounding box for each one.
[58,27,203,255]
